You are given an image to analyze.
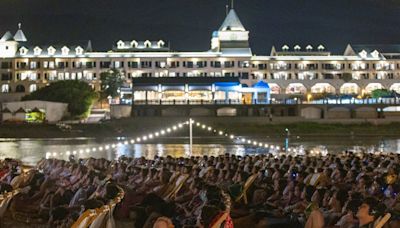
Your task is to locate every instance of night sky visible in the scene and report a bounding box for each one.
[0,0,400,54]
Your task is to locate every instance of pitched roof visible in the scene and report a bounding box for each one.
[0,31,14,41]
[219,9,246,32]
[348,44,400,54]
[13,23,27,42]
[14,29,27,42]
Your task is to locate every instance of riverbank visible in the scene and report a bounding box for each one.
[1,117,400,138]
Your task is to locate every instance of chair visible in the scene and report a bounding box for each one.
[210,212,229,228]
[0,189,20,218]
[90,205,110,228]
[71,209,97,228]
[163,174,189,201]
[10,174,24,189]
[309,173,322,186]
[374,213,391,228]
[235,174,258,205]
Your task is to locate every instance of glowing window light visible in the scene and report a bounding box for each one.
[130,140,135,144]
[207,127,212,131]
[218,131,223,135]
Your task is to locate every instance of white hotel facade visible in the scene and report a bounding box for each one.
[1,9,400,104]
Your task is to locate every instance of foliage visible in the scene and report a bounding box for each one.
[309,92,334,100]
[22,80,98,118]
[371,89,392,98]
[100,69,124,99]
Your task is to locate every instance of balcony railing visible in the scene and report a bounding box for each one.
[131,97,400,106]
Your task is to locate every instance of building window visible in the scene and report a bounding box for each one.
[224,61,234,68]
[100,61,111,69]
[211,61,221,68]
[1,73,11,81]
[1,84,10,93]
[29,84,37,92]
[141,61,152,68]
[183,61,194,68]
[128,62,139,68]
[1,62,12,69]
[196,61,207,68]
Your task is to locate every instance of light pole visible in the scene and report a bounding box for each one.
[189,118,193,157]
[285,128,290,152]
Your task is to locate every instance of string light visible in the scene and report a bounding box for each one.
[46,120,299,159]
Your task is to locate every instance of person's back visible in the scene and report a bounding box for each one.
[305,208,324,228]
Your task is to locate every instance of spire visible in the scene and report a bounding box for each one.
[0,31,14,41]
[13,23,27,42]
[231,0,234,9]
[219,9,245,32]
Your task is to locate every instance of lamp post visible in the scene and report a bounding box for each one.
[285,128,290,152]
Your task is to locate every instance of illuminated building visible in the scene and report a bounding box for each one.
[1,10,400,104]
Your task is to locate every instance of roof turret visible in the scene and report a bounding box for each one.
[13,23,27,42]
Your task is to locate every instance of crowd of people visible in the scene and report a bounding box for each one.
[1,150,400,228]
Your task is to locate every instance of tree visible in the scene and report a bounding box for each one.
[100,69,124,99]
[22,80,98,118]
[371,89,391,98]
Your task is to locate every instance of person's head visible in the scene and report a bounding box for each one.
[356,197,385,224]
[49,206,69,223]
[199,205,222,228]
[104,183,120,200]
[83,199,104,210]
[0,183,12,194]
[345,199,362,215]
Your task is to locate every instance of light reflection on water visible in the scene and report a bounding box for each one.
[0,136,400,166]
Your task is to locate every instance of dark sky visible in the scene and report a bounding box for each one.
[0,0,400,54]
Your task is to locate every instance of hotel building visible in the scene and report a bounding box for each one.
[1,9,400,105]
